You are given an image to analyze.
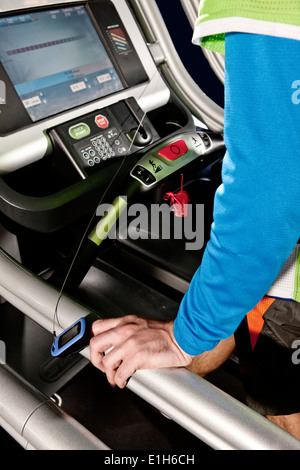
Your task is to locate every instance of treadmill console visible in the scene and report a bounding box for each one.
[49,98,157,178]
[0,0,224,233]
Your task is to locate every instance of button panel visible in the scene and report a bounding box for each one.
[50,99,159,178]
[197,131,212,150]
[131,165,156,186]
[130,130,224,188]
[75,126,128,168]
[52,106,130,174]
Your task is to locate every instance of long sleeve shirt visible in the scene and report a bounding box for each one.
[173,32,300,355]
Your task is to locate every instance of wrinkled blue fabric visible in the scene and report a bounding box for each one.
[174,33,300,355]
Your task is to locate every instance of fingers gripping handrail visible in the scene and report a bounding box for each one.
[0,249,299,449]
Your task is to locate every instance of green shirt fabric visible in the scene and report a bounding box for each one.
[193,0,300,53]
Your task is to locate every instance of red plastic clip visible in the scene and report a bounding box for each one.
[164,175,189,217]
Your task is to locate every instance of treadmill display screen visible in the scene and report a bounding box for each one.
[0,5,124,122]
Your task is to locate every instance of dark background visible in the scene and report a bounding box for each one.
[155,0,224,109]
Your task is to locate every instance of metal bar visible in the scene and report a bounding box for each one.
[127,368,300,450]
[0,418,36,450]
[0,364,109,450]
[128,0,224,132]
[179,0,225,85]
[0,249,300,449]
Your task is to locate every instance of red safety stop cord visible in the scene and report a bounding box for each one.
[164,175,189,217]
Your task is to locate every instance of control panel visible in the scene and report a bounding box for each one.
[49,98,158,178]
[130,130,223,188]
[65,111,128,170]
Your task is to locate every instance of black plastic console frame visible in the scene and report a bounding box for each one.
[0,127,225,234]
[0,156,133,233]
[0,90,197,233]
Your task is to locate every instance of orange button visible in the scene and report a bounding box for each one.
[158,140,188,161]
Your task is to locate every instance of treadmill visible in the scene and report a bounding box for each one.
[0,0,299,451]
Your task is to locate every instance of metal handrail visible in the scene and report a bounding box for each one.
[128,0,224,132]
[0,249,299,450]
[179,0,225,84]
[0,364,109,450]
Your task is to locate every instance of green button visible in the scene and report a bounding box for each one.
[69,123,91,140]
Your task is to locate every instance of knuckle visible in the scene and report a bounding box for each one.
[123,314,139,324]
[126,336,140,351]
[121,323,136,336]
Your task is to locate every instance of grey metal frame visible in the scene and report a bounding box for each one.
[179,0,225,85]
[0,364,109,450]
[128,0,224,133]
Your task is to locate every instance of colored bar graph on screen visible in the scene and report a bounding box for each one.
[108,28,131,54]
[6,35,85,56]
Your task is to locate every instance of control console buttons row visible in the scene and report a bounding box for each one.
[69,114,109,141]
[82,149,97,159]
[87,157,101,167]
[78,130,128,168]
[131,165,156,186]
[198,132,212,149]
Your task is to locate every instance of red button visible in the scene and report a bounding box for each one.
[95,114,109,129]
[158,140,188,161]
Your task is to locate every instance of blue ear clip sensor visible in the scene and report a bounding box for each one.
[51,317,92,358]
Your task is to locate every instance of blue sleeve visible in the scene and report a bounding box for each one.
[174,32,300,356]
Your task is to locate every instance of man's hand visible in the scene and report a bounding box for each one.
[89,315,194,388]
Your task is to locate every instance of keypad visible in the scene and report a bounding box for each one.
[75,126,128,168]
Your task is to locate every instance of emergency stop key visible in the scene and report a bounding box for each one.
[158,140,188,161]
